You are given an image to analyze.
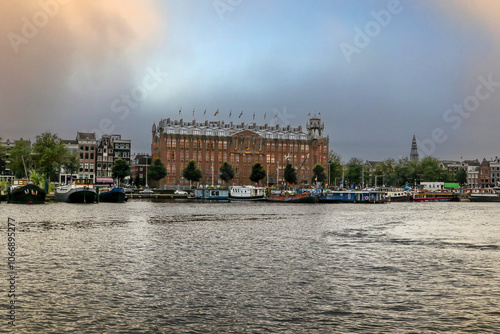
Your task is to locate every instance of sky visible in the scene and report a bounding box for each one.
[1,0,499,162]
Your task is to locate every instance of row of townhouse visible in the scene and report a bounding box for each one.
[60,132,132,184]
[0,133,131,184]
[443,158,500,189]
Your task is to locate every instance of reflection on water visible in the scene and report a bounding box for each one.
[1,201,500,333]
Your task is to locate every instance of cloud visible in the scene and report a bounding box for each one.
[0,0,165,138]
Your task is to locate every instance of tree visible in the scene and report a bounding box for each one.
[249,162,266,185]
[0,137,5,162]
[148,158,167,187]
[134,174,145,187]
[0,138,6,175]
[112,158,130,184]
[63,152,80,183]
[219,161,235,184]
[312,164,327,184]
[9,139,32,178]
[456,168,467,186]
[182,160,202,185]
[283,163,297,185]
[346,157,364,187]
[32,132,68,181]
[328,151,343,186]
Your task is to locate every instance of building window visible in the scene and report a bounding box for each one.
[110,149,113,154]
[85,153,89,159]
[97,156,102,161]
[98,148,102,153]
[90,153,94,160]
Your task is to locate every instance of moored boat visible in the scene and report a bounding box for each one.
[266,189,318,203]
[55,179,98,203]
[385,189,412,202]
[229,186,266,201]
[192,188,229,200]
[411,191,455,202]
[319,190,386,203]
[6,179,46,204]
[98,186,127,203]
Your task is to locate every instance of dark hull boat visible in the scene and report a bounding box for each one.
[469,194,500,202]
[99,187,127,203]
[55,187,98,203]
[55,179,98,203]
[7,180,46,204]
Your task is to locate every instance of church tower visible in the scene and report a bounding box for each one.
[410,135,419,161]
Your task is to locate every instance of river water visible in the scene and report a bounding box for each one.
[1,200,499,333]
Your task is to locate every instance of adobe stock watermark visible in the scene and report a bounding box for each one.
[339,0,408,64]
[85,66,167,138]
[269,106,296,127]
[418,74,499,157]
[213,0,243,20]
[7,0,71,54]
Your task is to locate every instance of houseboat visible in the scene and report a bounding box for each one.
[411,191,455,202]
[266,189,318,203]
[6,179,46,204]
[229,186,266,201]
[385,189,412,202]
[98,187,127,203]
[192,188,229,200]
[54,179,98,203]
[469,187,500,202]
[319,190,386,203]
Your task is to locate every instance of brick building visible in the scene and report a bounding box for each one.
[76,132,96,181]
[151,117,329,187]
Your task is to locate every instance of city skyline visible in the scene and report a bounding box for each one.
[1,1,499,161]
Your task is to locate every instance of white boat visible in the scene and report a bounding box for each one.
[229,186,266,201]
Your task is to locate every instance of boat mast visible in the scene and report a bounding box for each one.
[22,155,29,179]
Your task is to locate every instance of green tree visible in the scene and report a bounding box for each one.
[219,161,235,185]
[328,151,343,186]
[182,160,202,185]
[0,137,5,161]
[249,162,266,186]
[32,132,68,181]
[134,174,144,187]
[346,157,364,187]
[112,158,131,184]
[283,163,297,185]
[456,168,467,186]
[63,152,80,183]
[420,156,443,182]
[9,139,32,178]
[0,138,6,175]
[148,158,167,187]
[312,163,327,184]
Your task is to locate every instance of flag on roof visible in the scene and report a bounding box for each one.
[214,109,219,116]
[253,112,255,120]
[203,109,206,116]
[179,108,182,115]
[238,111,243,118]
[229,110,232,118]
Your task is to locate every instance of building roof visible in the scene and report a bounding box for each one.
[76,132,96,141]
[154,118,318,140]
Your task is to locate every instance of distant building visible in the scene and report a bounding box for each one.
[490,159,500,187]
[96,135,115,180]
[131,153,152,186]
[151,117,329,187]
[95,134,132,182]
[467,165,479,188]
[479,158,491,189]
[410,135,419,161]
[76,132,96,181]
